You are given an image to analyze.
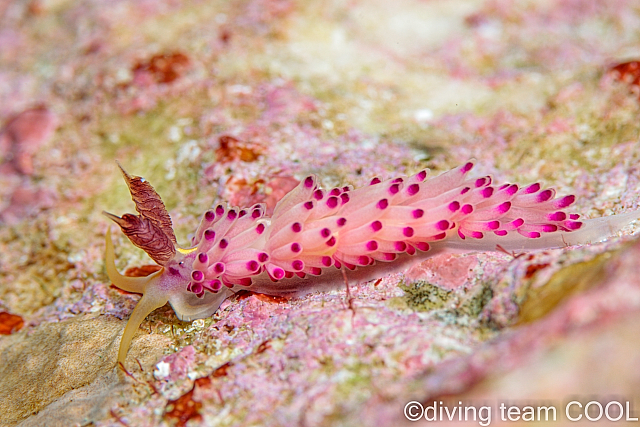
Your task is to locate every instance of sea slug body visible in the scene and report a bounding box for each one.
[103,161,639,366]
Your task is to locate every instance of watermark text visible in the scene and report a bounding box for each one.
[404,399,638,424]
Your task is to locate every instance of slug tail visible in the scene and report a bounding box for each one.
[117,276,168,366]
[433,209,639,253]
[105,227,153,294]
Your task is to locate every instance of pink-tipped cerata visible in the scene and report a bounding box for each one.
[177,159,591,292]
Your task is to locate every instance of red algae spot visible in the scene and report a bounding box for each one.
[525,263,550,279]
[0,311,24,335]
[255,339,271,354]
[227,175,299,215]
[608,60,640,98]
[194,376,212,388]
[27,0,45,16]
[225,176,264,208]
[219,26,232,44]
[405,254,478,290]
[465,11,489,28]
[0,106,58,175]
[212,361,233,377]
[163,387,202,427]
[216,135,263,163]
[251,292,289,303]
[132,52,190,85]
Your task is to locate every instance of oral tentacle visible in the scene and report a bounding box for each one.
[104,227,154,294]
[117,274,168,366]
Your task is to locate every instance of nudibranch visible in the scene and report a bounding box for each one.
[104,161,639,366]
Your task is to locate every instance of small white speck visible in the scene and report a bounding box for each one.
[319,145,337,155]
[154,361,171,379]
[169,126,181,142]
[176,140,201,163]
[332,28,346,46]
[359,100,373,110]
[165,159,176,180]
[477,22,502,39]
[360,139,376,150]
[115,67,132,83]
[187,371,198,380]
[414,109,434,122]
[67,251,85,264]
[54,215,75,226]
[228,84,252,95]
[332,370,354,383]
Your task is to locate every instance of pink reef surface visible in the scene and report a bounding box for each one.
[1,1,640,426]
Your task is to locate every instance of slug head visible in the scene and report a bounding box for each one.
[104,164,231,368]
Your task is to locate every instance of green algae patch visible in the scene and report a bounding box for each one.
[395,279,493,319]
[457,283,494,318]
[399,280,454,312]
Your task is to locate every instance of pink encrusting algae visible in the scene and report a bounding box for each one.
[104,161,640,367]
